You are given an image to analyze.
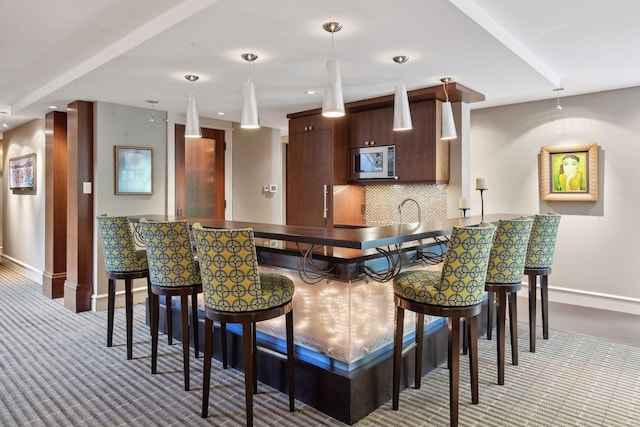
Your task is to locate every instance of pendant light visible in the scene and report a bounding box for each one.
[241,53,260,129]
[1,112,8,129]
[322,22,345,118]
[184,74,201,138]
[146,100,158,122]
[553,86,564,111]
[440,77,457,140]
[392,56,412,131]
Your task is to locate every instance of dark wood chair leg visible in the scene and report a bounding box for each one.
[242,321,254,427]
[392,304,405,410]
[508,292,519,366]
[180,294,190,391]
[468,315,479,404]
[221,322,228,369]
[201,317,213,418]
[125,279,133,360]
[497,291,507,385]
[449,316,460,427]
[191,291,199,358]
[166,295,173,345]
[415,313,424,388]
[151,293,159,374]
[528,274,537,352]
[462,318,468,355]
[541,274,549,340]
[252,322,258,394]
[286,310,295,412]
[487,290,494,340]
[107,279,115,347]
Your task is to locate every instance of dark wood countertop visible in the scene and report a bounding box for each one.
[129,213,522,250]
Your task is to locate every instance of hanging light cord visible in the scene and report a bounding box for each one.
[442,80,450,102]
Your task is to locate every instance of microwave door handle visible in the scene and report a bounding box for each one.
[323,184,328,218]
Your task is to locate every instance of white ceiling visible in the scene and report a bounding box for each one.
[2,0,640,134]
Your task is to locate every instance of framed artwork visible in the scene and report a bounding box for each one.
[114,145,153,195]
[9,153,36,191]
[540,143,598,202]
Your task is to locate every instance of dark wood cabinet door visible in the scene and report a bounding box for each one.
[287,127,333,227]
[349,107,394,148]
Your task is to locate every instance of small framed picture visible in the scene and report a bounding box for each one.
[114,146,153,195]
[539,143,598,202]
[9,153,37,191]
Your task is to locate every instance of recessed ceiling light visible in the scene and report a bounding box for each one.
[48,105,58,109]
[305,90,316,95]
[217,112,225,116]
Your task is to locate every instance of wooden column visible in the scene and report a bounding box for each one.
[64,101,94,312]
[42,111,68,298]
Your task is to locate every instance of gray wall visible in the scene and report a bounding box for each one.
[470,86,640,314]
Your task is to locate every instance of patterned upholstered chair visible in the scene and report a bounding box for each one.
[138,219,202,391]
[524,213,561,352]
[483,218,532,385]
[192,224,295,426]
[392,224,495,427]
[97,215,149,360]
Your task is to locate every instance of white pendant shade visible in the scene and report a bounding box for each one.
[185,94,201,138]
[322,58,345,117]
[393,82,412,131]
[241,81,260,129]
[441,101,457,140]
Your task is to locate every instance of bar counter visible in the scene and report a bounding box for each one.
[130,213,520,424]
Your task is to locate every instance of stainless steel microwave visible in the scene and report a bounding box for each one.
[350,145,396,180]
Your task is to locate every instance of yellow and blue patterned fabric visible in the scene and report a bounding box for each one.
[525,213,561,269]
[192,224,294,313]
[97,216,148,273]
[139,220,201,288]
[486,218,533,284]
[394,224,495,307]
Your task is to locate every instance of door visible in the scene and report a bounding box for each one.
[175,124,225,219]
[286,127,333,227]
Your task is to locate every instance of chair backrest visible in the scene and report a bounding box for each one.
[191,224,264,312]
[525,213,561,269]
[437,223,496,306]
[138,219,201,287]
[486,218,533,284]
[97,215,147,273]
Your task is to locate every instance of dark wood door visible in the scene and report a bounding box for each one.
[286,127,333,227]
[175,124,225,219]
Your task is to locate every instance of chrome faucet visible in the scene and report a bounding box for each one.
[398,198,422,224]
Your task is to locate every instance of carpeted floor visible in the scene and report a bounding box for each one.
[1,263,639,426]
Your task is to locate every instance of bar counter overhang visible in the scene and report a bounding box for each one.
[129,214,520,424]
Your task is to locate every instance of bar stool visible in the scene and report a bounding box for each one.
[192,224,295,427]
[525,213,561,352]
[392,224,495,427]
[138,219,202,391]
[482,218,532,385]
[97,215,149,360]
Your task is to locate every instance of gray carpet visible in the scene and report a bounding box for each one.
[1,263,639,426]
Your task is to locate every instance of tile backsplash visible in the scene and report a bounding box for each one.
[365,184,448,225]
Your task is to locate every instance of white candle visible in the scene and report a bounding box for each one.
[458,197,470,209]
[476,178,488,190]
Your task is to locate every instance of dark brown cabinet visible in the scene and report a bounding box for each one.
[286,114,348,227]
[348,107,394,148]
[393,100,449,183]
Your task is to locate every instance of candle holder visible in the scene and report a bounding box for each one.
[478,189,486,221]
[459,207,469,218]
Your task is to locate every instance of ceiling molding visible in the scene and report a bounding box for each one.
[448,0,560,88]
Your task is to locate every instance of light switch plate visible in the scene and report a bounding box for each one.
[82,182,92,194]
[269,184,278,193]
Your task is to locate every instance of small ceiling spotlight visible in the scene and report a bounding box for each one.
[146,100,158,122]
[553,87,565,111]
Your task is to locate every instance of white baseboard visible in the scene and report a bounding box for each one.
[0,254,43,285]
[92,286,148,312]
[521,283,640,316]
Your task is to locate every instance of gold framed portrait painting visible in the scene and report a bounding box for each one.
[540,143,598,202]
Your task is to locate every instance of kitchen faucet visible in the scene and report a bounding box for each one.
[398,198,422,224]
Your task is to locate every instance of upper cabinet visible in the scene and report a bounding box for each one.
[348,107,394,148]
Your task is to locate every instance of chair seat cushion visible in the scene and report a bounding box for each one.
[394,269,483,307]
[206,272,294,312]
